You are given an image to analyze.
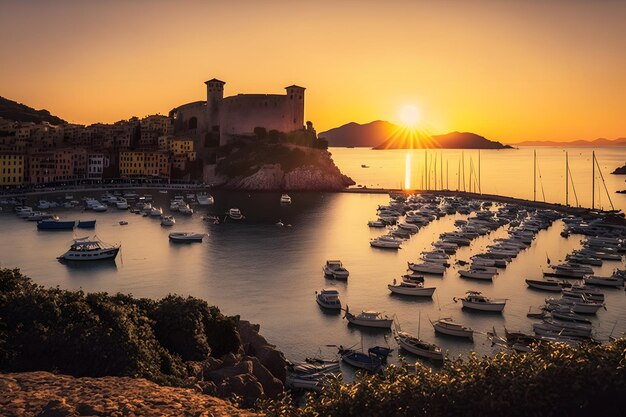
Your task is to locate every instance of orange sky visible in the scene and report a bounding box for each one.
[1,0,625,142]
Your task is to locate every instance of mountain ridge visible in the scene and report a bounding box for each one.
[0,96,66,125]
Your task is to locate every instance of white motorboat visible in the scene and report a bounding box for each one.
[456,291,506,312]
[370,238,401,249]
[431,318,474,340]
[395,330,444,361]
[322,260,349,280]
[149,207,163,217]
[168,232,207,243]
[169,201,182,211]
[197,193,214,206]
[402,273,425,283]
[544,297,604,315]
[407,262,445,275]
[344,306,393,329]
[315,289,341,309]
[227,208,244,221]
[280,194,292,204]
[161,215,176,227]
[178,204,194,215]
[116,198,129,210]
[525,278,568,292]
[583,275,624,287]
[458,268,496,281]
[388,280,435,297]
[367,220,386,228]
[57,237,120,262]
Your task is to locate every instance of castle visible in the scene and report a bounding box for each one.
[169,79,306,159]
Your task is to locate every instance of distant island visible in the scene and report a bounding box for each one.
[612,163,626,175]
[512,137,626,147]
[319,120,512,149]
[0,96,66,125]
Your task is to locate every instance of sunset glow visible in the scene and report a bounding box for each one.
[1,1,625,142]
[398,105,421,129]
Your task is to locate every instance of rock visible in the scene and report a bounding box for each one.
[220,352,240,367]
[246,356,284,399]
[612,164,626,174]
[221,374,264,402]
[207,361,253,383]
[36,399,78,417]
[203,357,223,373]
[238,321,287,382]
[75,402,104,416]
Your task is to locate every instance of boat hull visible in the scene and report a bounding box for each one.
[76,220,96,229]
[58,247,119,261]
[432,323,474,339]
[388,285,435,297]
[346,316,393,329]
[37,220,75,230]
[461,300,505,312]
[396,337,444,361]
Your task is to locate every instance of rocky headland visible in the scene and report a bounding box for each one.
[214,141,354,191]
[611,163,626,174]
[0,268,287,412]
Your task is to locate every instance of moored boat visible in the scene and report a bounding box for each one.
[315,289,341,309]
[455,291,506,312]
[431,318,474,340]
[525,278,569,292]
[57,237,120,261]
[344,306,393,329]
[76,220,96,229]
[387,280,435,297]
[168,232,207,243]
[395,330,444,361]
[37,219,76,230]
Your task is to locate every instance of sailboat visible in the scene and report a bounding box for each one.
[394,312,444,361]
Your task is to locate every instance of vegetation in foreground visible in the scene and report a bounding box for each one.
[259,339,626,417]
[0,268,240,386]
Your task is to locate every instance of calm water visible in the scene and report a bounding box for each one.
[1,189,625,372]
[332,146,626,213]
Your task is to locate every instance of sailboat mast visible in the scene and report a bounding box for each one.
[565,152,569,206]
[478,149,483,194]
[533,149,537,202]
[457,160,460,191]
[434,154,438,190]
[592,151,595,210]
[440,153,443,190]
[462,151,466,192]
[446,159,449,190]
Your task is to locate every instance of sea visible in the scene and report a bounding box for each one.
[0,146,625,375]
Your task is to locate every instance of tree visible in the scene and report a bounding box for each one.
[254,127,267,140]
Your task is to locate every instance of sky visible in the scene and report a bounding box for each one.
[0,0,625,143]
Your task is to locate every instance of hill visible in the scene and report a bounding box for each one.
[512,137,626,147]
[319,121,511,149]
[319,120,396,147]
[0,96,66,125]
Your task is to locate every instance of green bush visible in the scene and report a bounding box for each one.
[0,268,241,386]
[259,340,626,417]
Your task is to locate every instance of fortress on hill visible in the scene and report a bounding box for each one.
[169,79,306,155]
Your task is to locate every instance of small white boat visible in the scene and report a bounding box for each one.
[280,194,292,204]
[525,279,568,292]
[196,193,214,206]
[323,260,349,280]
[395,330,444,361]
[161,215,176,227]
[456,291,506,312]
[544,297,603,315]
[227,208,244,221]
[367,220,386,228]
[459,268,496,281]
[315,289,341,309]
[407,262,445,275]
[583,275,624,287]
[431,318,474,340]
[344,306,393,329]
[149,207,163,217]
[168,232,207,243]
[116,198,129,210]
[57,237,120,261]
[388,280,435,297]
[370,238,401,249]
[178,204,194,215]
[118,220,128,226]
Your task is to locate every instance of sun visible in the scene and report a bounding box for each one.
[398,105,421,128]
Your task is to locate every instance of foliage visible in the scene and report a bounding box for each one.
[258,340,626,417]
[0,268,241,386]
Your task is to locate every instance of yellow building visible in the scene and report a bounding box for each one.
[119,151,145,178]
[0,154,25,186]
[169,138,196,160]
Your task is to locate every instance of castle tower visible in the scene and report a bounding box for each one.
[285,85,305,131]
[205,78,225,131]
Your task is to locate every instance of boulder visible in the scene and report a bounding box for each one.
[246,356,284,399]
[220,374,264,402]
[35,399,78,417]
[238,321,287,382]
[207,360,253,384]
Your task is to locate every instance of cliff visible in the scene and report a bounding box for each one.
[0,371,258,417]
[0,96,66,125]
[319,121,511,149]
[215,141,355,191]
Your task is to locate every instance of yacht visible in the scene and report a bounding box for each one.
[395,330,444,361]
[344,306,393,329]
[168,232,207,243]
[280,194,292,205]
[322,260,349,280]
[431,318,474,340]
[57,237,120,261]
[227,208,244,221]
[315,289,341,309]
[161,215,176,227]
[387,280,435,297]
[196,192,214,206]
[456,291,506,312]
